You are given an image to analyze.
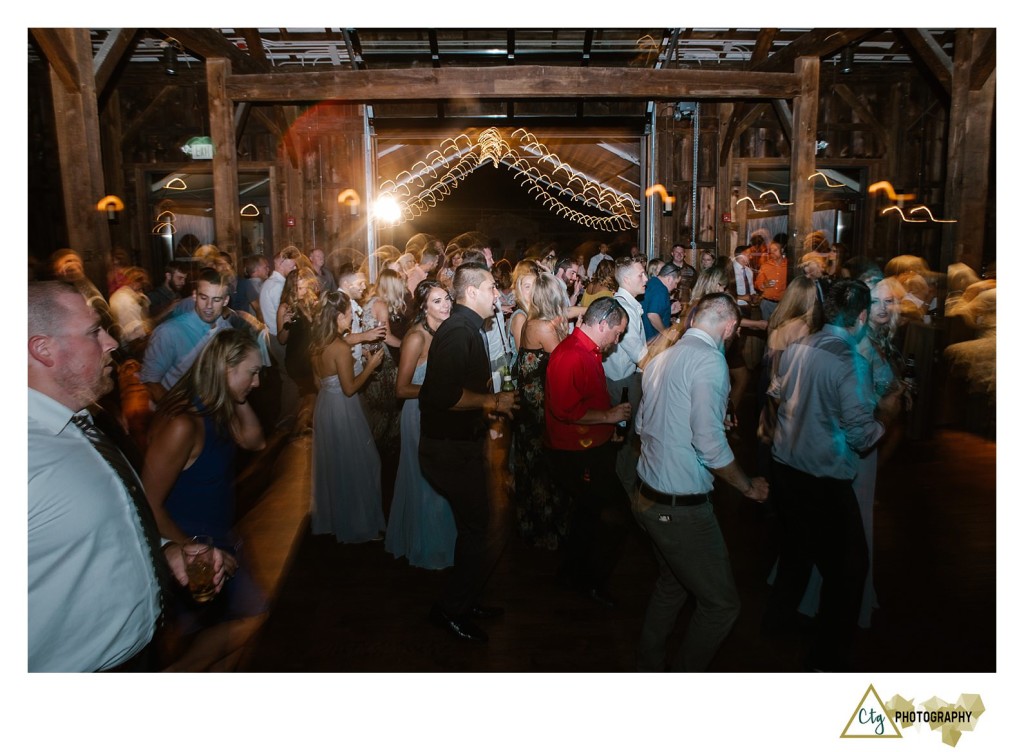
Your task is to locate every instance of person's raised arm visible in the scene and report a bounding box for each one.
[230,398,266,451]
[374,298,402,349]
[337,342,384,397]
[276,302,292,345]
[142,413,197,544]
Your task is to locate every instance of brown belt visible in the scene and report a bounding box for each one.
[637,481,710,507]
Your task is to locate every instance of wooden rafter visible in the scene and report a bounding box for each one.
[93,28,137,95]
[970,29,996,90]
[772,99,793,144]
[159,28,264,75]
[120,85,177,146]
[752,28,871,73]
[894,29,952,96]
[30,28,79,92]
[751,28,778,64]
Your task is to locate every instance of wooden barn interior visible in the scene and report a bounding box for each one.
[26,27,997,676]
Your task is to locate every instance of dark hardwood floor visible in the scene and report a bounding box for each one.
[243,419,996,673]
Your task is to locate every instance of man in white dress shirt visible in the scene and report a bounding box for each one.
[603,256,649,490]
[28,281,225,671]
[260,246,302,427]
[633,293,768,671]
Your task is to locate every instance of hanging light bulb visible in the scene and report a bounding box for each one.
[163,39,179,76]
[839,47,854,75]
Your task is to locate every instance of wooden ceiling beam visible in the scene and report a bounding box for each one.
[894,29,952,96]
[772,99,793,144]
[159,28,265,75]
[752,28,871,72]
[30,28,79,92]
[970,29,996,91]
[751,28,778,65]
[93,28,137,95]
[223,65,801,102]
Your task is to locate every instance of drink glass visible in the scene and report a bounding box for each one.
[362,314,382,353]
[182,535,216,603]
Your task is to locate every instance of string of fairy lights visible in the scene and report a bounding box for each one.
[376,127,640,231]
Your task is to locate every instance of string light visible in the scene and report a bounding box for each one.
[758,189,793,206]
[881,206,926,223]
[807,171,846,188]
[908,206,957,223]
[376,127,639,230]
[868,180,916,202]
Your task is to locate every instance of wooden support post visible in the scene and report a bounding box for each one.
[207,58,241,266]
[44,28,111,285]
[942,29,995,274]
[788,56,819,258]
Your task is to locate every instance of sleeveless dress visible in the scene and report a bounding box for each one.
[164,406,266,627]
[311,373,385,543]
[384,360,457,569]
[512,347,569,549]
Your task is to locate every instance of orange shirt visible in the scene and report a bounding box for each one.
[755,258,788,301]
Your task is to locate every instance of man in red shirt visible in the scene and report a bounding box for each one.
[545,297,632,607]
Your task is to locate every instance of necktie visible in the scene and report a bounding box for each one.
[71,413,169,621]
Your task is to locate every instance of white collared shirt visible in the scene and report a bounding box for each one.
[28,389,160,671]
[603,288,649,381]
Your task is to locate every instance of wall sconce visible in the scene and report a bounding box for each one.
[163,38,182,76]
[839,47,854,75]
[662,191,675,217]
[338,188,362,216]
[96,194,124,223]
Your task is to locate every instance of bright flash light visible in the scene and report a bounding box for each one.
[373,194,403,224]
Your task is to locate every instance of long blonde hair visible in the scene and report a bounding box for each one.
[527,272,570,341]
[512,259,541,310]
[157,329,259,438]
[372,268,407,317]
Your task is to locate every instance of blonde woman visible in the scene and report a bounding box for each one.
[310,290,386,544]
[512,273,571,549]
[143,328,267,671]
[509,259,542,353]
[582,259,616,307]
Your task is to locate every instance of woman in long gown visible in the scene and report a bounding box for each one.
[310,289,387,543]
[512,273,571,549]
[143,328,268,671]
[385,280,457,569]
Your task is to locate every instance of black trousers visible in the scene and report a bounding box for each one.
[419,435,505,616]
[547,441,631,590]
[766,460,868,670]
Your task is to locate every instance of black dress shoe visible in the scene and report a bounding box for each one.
[469,604,505,619]
[429,604,488,643]
[585,587,617,609]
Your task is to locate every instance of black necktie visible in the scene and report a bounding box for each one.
[71,413,169,621]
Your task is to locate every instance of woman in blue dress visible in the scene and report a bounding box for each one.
[144,328,268,671]
[385,280,457,569]
[309,289,387,544]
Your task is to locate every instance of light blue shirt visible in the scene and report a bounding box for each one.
[603,288,648,382]
[140,306,269,390]
[28,389,160,671]
[635,328,734,494]
[770,324,885,479]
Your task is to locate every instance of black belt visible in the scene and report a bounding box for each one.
[637,481,709,507]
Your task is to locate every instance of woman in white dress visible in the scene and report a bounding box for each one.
[309,289,387,543]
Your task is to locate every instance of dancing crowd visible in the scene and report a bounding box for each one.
[27,231,995,672]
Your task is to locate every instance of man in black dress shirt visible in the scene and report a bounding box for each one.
[419,262,517,642]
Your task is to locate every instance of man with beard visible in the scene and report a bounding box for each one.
[147,259,190,320]
[28,282,226,671]
[632,293,768,671]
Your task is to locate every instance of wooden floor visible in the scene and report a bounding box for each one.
[242,413,996,673]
